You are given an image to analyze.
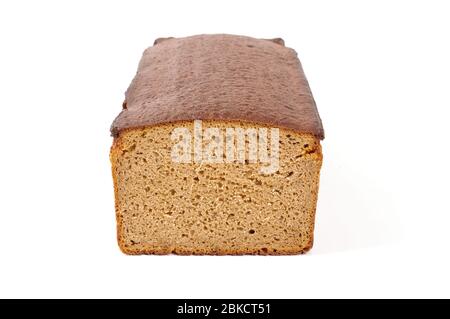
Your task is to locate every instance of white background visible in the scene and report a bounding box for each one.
[0,0,449,299]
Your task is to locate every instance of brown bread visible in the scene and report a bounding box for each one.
[110,34,324,255]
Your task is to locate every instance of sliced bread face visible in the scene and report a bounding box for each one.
[111,120,322,255]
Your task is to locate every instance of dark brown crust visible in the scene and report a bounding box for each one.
[111,34,324,140]
[117,245,313,256]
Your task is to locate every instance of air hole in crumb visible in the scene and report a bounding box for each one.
[170,189,176,195]
[249,229,255,234]
[287,171,294,177]
[193,177,199,182]
[122,144,136,154]
[261,248,268,253]
[304,143,309,148]
[144,186,151,192]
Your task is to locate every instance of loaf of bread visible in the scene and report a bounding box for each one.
[110,34,324,255]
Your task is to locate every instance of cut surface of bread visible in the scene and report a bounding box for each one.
[111,120,322,255]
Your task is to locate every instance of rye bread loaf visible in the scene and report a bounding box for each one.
[110,34,324,255]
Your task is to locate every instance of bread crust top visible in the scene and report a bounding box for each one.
[111,34,324,139]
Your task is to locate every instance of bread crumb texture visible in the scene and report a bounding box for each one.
[110,120,322,255]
